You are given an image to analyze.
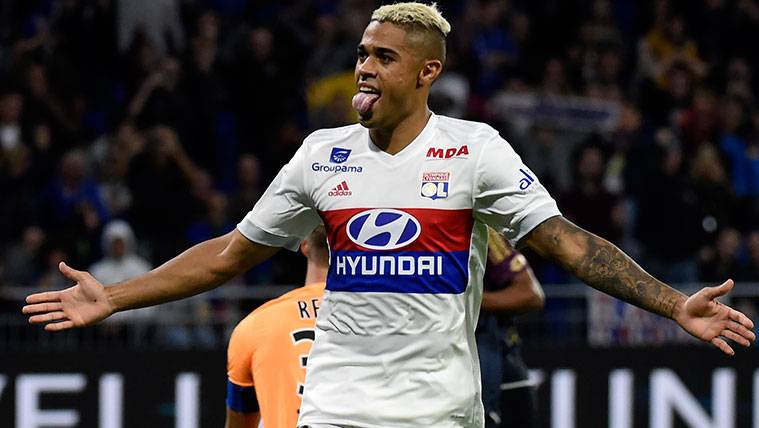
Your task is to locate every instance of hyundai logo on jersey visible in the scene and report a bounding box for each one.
[321,208,474,294]
[330,147,352,164]
[421,171,449,200]
[518,168,535,190]
[346,209,421,250]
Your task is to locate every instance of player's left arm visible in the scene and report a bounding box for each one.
[225,407,260,428]
[522,215,755,355]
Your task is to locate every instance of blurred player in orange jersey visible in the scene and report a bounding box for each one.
[225,226,328,428]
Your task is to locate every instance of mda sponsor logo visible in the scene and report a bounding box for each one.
[426,145,469,159]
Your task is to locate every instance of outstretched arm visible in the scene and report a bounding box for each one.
[23,229,278,331]
[522,215,755,355]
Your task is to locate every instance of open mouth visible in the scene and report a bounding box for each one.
[352,87,381,117]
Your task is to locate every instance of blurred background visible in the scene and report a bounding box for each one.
[1,0,758,427]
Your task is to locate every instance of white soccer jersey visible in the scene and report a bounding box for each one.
[237,114,560,428]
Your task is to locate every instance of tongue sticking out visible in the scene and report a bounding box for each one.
[352,92,380,116]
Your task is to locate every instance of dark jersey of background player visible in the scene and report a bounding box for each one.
[478,228,544,428]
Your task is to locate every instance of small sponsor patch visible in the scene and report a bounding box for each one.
[329,147,351,164]
[421,171,450,200]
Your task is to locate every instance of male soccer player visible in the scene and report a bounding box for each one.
[226,226,328,428]
[478,228,543,428]
[24,3,755,428]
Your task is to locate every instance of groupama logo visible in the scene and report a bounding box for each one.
[346,209,421,250]
[330,147,351,164]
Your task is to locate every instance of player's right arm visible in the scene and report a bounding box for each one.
[23,229,278,331]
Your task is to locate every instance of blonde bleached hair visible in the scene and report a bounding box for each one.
[371,2,451,38]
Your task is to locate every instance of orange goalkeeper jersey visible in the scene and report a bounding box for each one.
[227,282,326,428]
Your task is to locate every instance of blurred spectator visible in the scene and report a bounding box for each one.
[559,136,623,244]
[0,90,23,151]
[541,58,572,96]
[430,48,470,119]
[699,227,742,283]
[117,0,184,56]
[307,71,356,129]
[0,91,42,240]
[186,191,234,245]
[89,220,154,324]
[637,129,701,283]
[719,106,759,227]
[90,220,151,285]
[35,243,70,291]
[127,56,188,133]
[305,8,360,79]
[738,230,759,281]
[690,144,736,243]
[22,62,82,145]
[637,11,706,90]
[90,120,145,218]
[127,125,205,263]
[2,226,45,286]
[470,0,518,96]
[181,11,229,175]
[229,154,263,222]
[678,87,720,154]
[43,149,109,265]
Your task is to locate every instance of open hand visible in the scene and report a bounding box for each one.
[22,262,114,331]
[674,279,755,355]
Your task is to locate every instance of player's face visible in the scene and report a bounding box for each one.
[353,21,425,129]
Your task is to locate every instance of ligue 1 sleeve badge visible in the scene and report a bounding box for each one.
[421,171,450,200]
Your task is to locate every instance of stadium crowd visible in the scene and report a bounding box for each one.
[1,0,758,320]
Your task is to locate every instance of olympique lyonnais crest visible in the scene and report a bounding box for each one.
[421,171,450,200]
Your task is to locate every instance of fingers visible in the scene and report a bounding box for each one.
[702,279,734,300]
[721,329,752,347]
[711,337,735,356]
[58,262,88,283]
[29,311,69,324]
[727,319,756,342]
[22,302,63,314]
[44,320,75,332]
[25,291,62,304]
[729,308,755,330]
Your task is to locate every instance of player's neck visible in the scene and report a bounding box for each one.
[304,262,329,286]
[369,106,432,155]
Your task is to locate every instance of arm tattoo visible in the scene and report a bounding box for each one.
[524,216,684,319]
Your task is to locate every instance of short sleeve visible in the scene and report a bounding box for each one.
[226,318,259,413]
[237,143,322,251]
[473,136,561,246]
[227,320,255,387]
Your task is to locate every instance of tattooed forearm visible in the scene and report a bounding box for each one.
[523,216,685,319]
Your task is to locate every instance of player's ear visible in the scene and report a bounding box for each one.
[417,59,443,88]
[299,240,309,258]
